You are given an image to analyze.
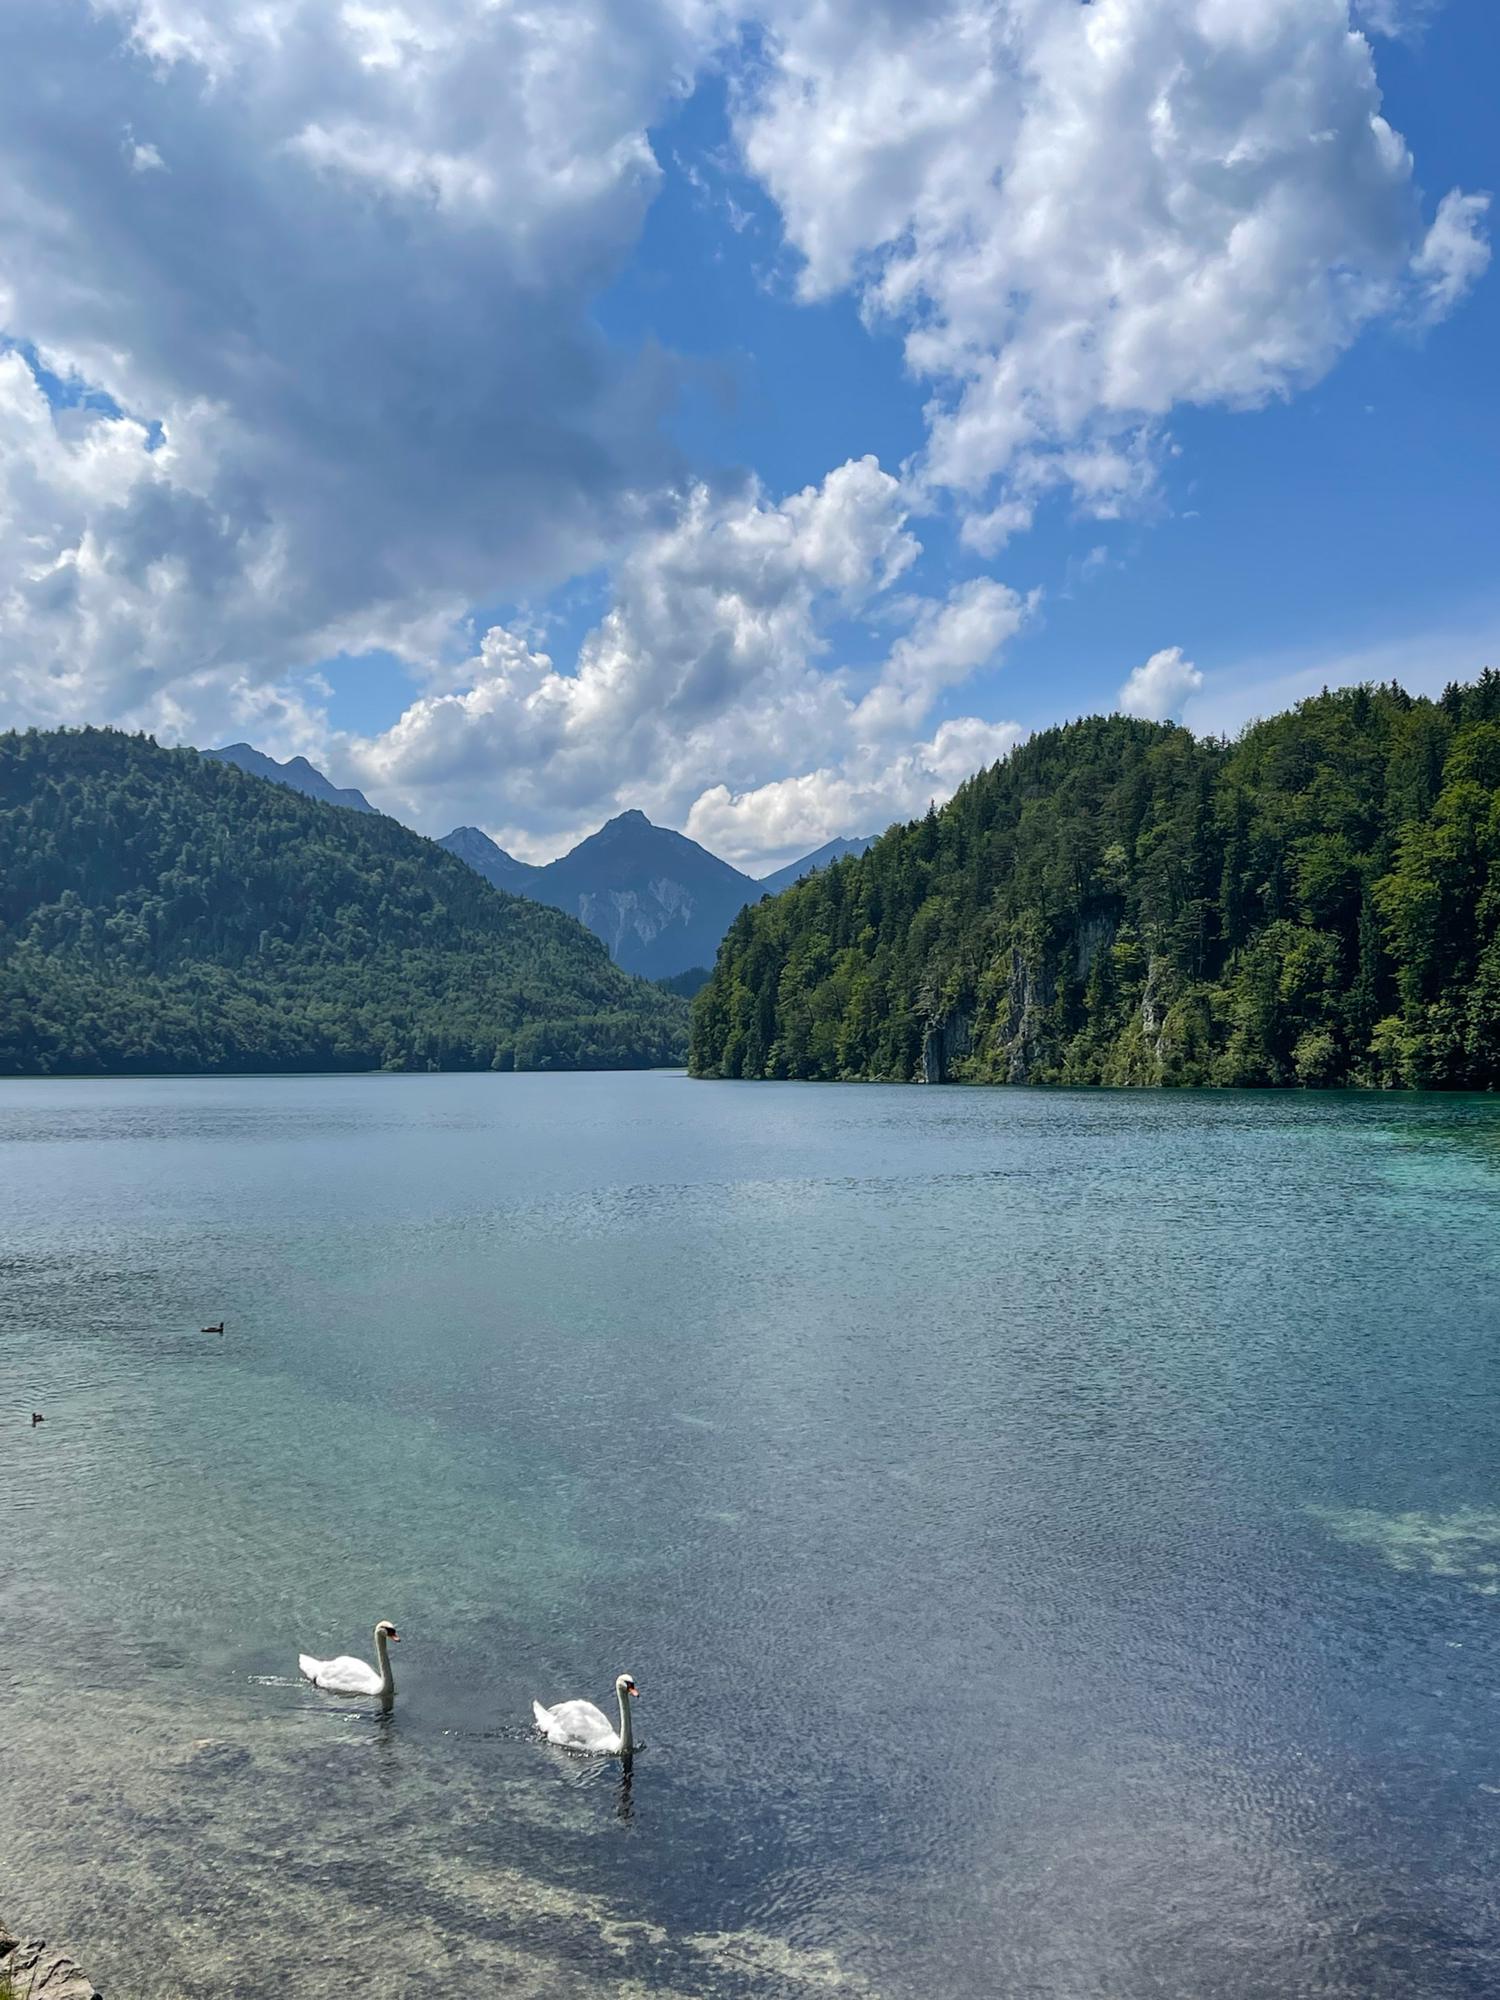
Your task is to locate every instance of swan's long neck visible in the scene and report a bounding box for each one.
[374,1629,395,1699]
[616,1685,634,1756]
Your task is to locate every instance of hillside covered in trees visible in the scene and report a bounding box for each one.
[691,675,1500,1091]
[0,729,687,1075]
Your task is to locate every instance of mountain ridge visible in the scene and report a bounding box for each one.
[205,741,379,815]
[436,811,876,977]
[757,835,878,899]
[192,737,877,977]
[438,824,540,897]
[525,811,760,979]
[1,729,686,1075]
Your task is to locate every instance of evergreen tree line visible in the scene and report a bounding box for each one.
[691,675,1500,1090]
[0,728,687,1075]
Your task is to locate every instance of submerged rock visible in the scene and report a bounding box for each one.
[0,1918,103,1999]
[171,1737,253,1776]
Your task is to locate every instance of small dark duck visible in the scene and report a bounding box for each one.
[201,1321,225,1335]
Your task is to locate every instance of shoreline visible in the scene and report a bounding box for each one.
[0,1919,102,2000]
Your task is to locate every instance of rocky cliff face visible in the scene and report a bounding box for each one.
[918,913,1148,1085]
[1,1918,102,1999]
[1001,944,1057,1084]
[574,876,703,964]
[1073,912,1116,982]
[920,1009,973,1083]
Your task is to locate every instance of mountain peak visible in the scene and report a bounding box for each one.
[756,833,878,899]
[203,742,377,815]
[436,825,538,894]
[438,808,885,978]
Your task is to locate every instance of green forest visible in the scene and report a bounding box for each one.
[0,729,687,1075]
[691,674,1500,1091]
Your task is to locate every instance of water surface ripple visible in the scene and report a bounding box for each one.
[3,1074,1499,1997]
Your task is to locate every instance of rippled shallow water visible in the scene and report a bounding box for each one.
[2,1073,1499,1998]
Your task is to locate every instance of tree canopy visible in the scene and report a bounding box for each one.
[691,674,1500,1090]
[0,728,687,1075]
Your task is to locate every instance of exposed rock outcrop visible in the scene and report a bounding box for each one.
[920,1009,972,1082]
[1003,945,1055,1084]
[1073,911,1116,982]
[1139,952,1169,1060]
[0,1919,102,2000]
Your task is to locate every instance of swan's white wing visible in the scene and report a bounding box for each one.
[302,1653,383,1695]
[533,1697,617,1750]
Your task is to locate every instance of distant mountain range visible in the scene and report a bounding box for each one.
[436,811,854,980]
[206,743,379,815]
[3,730,686,1077]
[196,742,876,978]
[756,836,876,899]
[437,814,878,978]
[436,811,753,981]
[437,823,538,897]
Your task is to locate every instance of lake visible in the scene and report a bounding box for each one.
[2,1073,1499,1998]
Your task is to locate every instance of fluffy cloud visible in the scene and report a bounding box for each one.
[344,458,1029,863]
[0,1,1488,865]
[685,716,1025,862]
[738,0,1489,518]
[1410,189,1493,327]
[0,346,304,744]
[0,0,714,729]
[1117,645,1203,721]
[853,577,1032,737]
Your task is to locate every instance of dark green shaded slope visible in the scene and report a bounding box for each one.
[690,675,1500,1090]
[0,728,686,1075]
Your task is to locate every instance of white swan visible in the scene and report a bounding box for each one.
[533,1673,639,1755]
[298,1620,400,1699]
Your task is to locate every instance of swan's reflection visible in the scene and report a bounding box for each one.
[359,1702,400,1765]
[615,1758,635,1823]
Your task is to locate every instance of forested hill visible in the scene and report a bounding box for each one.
[0,729,687,1075]
[691,674,1500,1091]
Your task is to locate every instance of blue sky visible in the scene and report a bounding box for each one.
[0,1,1494,867]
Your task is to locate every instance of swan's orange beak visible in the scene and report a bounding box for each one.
[389,1631,401,1643]
[627,1681,640,1696]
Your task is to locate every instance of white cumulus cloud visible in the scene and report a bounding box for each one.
[737,0,1489,525]
[1117,645,1204,721]
[685,716,1026,864]
[0,0,716,732]
[1409,189,1492,327]
[0,0,1488,864]
[343,458,1029,865]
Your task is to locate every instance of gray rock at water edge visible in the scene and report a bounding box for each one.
[1,1918,104,1999]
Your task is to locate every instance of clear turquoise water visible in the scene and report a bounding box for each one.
[2,1074,1499,1998]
